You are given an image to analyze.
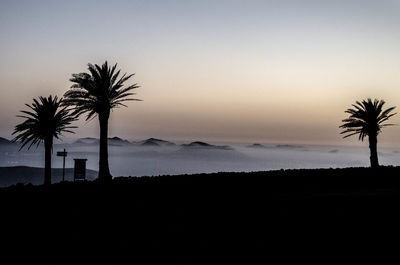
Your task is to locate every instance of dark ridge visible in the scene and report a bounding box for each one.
[108,136,132,145]
[182,141,212,147]
[0,166,97,187]
[73,137,131,146]
[73,137,98,145]
[0,137,14,145]
[140,139,160,146]
[140,138,175,146]
[247,143,266,148]
[181,141,233,150]
[147,138,176,145]
[79,137,97,141]
[276,144,304,148]
[0,167,398,263]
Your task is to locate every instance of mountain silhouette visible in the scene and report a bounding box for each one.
[247,143,267,148]
[140,138,176,147]
[73,137,132,146]
[181,141,233,150]
[276,144,304,149]
[0,137,14,146]
[73,137,98,145]
[108,137,132,146]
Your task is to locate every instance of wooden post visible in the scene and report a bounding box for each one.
[62,148,66,181]
[57,149,68,182]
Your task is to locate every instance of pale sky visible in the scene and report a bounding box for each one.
[1,0,400,146]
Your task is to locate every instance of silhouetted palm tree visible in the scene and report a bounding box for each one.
[63,61,140,181]
[340,98,396,168]
[12,96,77,185]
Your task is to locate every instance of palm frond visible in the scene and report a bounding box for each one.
[63,61,141,120]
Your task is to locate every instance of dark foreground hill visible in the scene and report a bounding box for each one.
[0,166,98,187]
[1,167,400,264]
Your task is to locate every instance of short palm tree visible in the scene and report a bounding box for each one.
[63,61,140,181]
[12,96,77,185]
[340,98,396,168]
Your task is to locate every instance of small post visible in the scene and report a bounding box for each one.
[62,148,66,181]
[57,149,68,182]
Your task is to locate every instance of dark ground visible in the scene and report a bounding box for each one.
[1,167,400,264]
[0,166,98,187]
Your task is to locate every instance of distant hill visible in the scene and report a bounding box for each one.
[247,143,267,148]
[108,137,132,146]
[0,137,14,146]
[73,137,132,146]
[140,138,176,147]
[73,137,98,145]
[0,166,97,187]
[181,141,233,150]
[276,144,304,149]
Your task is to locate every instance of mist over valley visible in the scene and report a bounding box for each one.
[2,136,400,186]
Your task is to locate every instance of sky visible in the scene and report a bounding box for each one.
[1,0,400,146]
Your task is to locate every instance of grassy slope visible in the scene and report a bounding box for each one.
[0,166,98,187]
[1,167,400,264]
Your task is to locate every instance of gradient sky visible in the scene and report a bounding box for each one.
[1,0,400,146]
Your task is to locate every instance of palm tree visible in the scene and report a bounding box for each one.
[12,96,77,185]
[63,61,140,181]
[340,98,396,168]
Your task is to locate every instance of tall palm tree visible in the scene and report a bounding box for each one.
[63,61,140,181]
[340,98,396,168]
[12,96,77,185]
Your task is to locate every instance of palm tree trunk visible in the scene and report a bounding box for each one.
[368,134,379,168]
[44,137,52,185]
[98,111,112,181]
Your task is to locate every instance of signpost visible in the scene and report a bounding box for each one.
[56,149,67,182]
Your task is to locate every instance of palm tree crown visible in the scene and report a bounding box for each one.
[63,61,140,120]
[340,98,396,140]
[12,95,77,150]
